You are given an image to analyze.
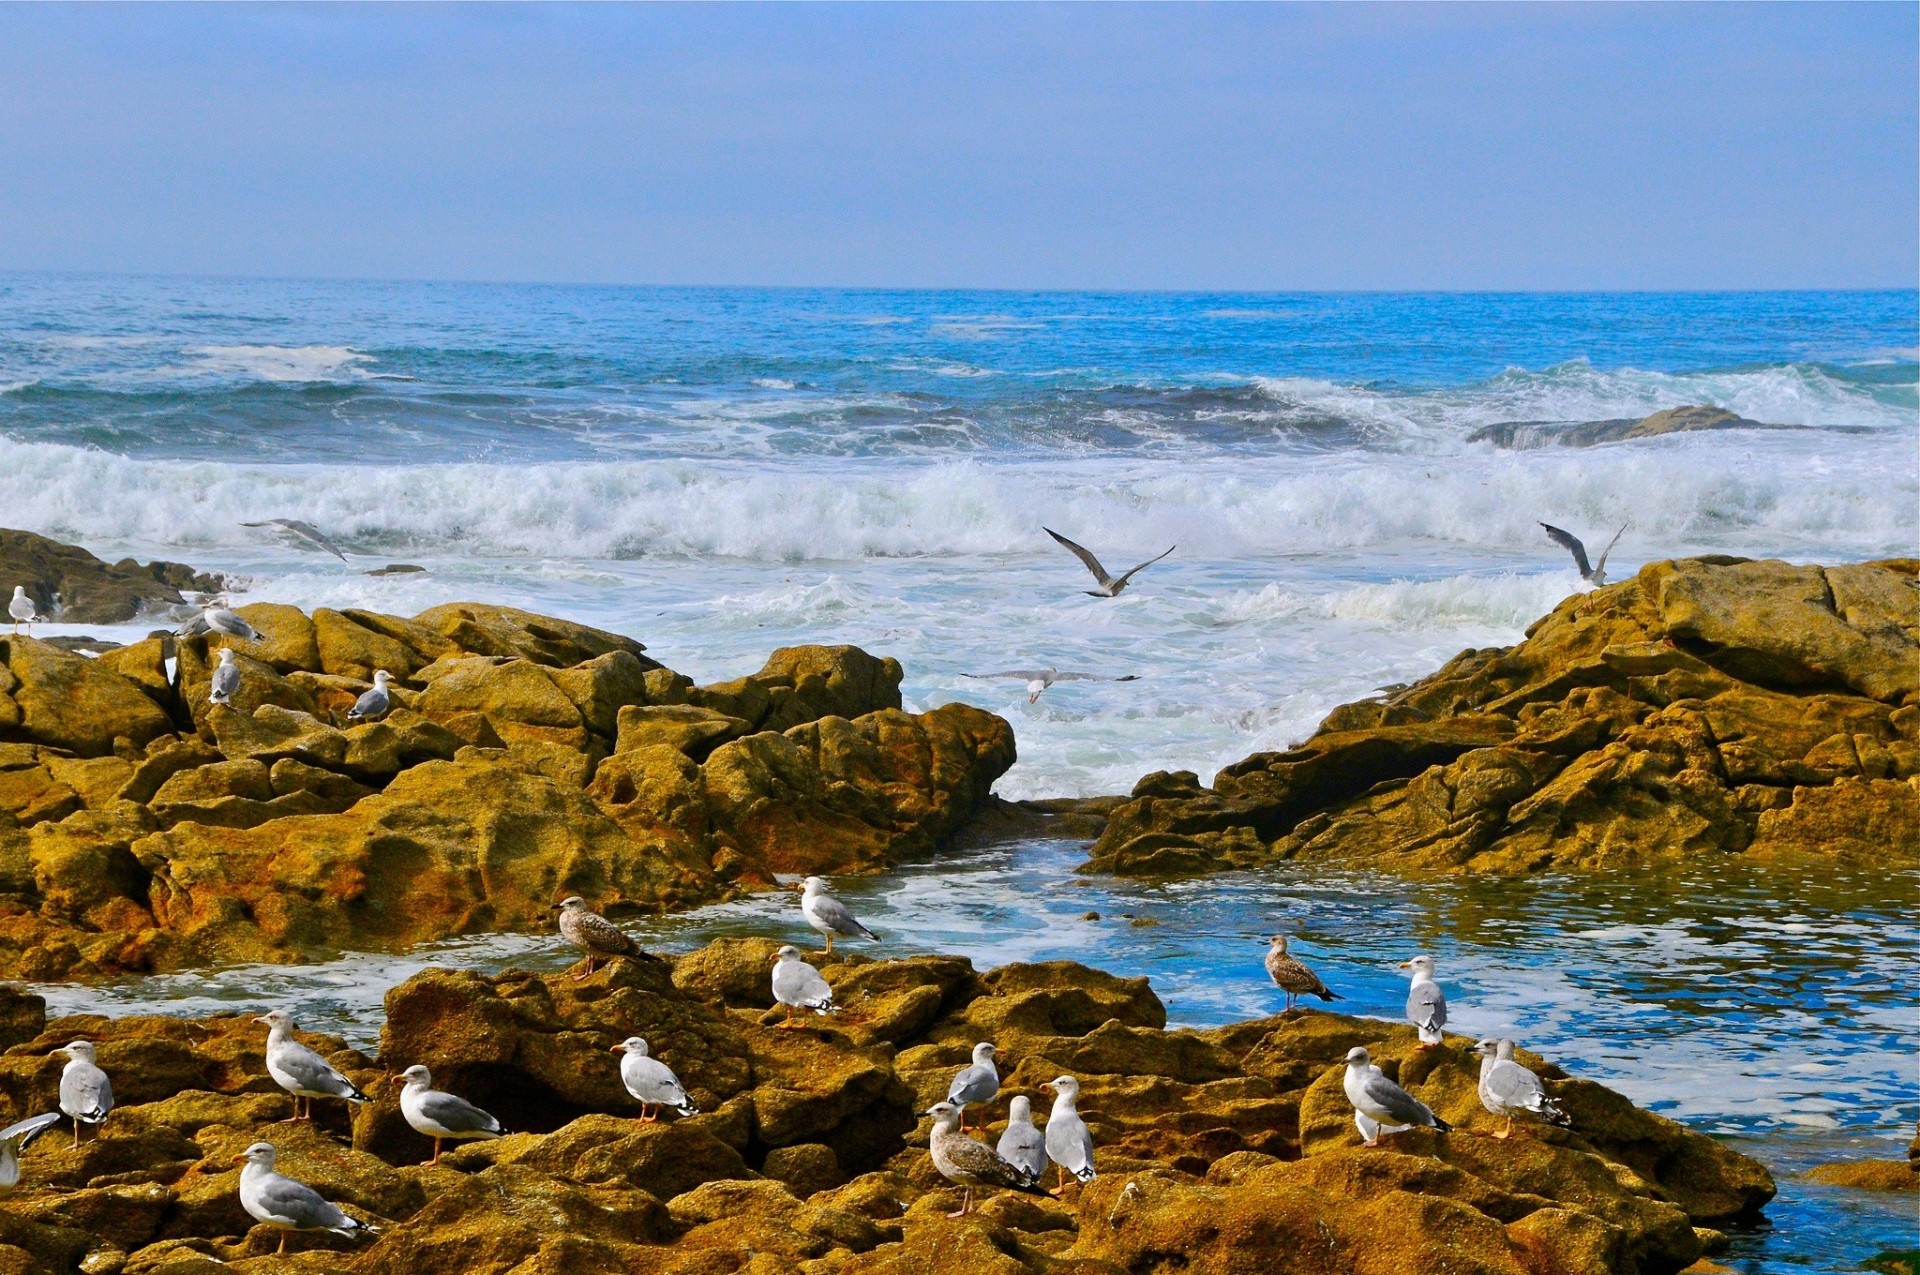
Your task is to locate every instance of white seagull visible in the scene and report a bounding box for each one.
[57,1041,113,1148]
[256,1010,369,1122]
[995,1094,1047,1181]
[1541,522,1626,587]
[234,1141,379,1254]
[613,1037,698,1121]
[1342,1046,1451,1147]
[770,945,838,1026]
[394,1065,505,1165]
[0,1112,62,1189]
[242,518,350,563]
[1474,1038,1572,1139]
[1044,528,1176,598]
[346,670,393,725]
[177,602,262,643]
[1399,955,1448,1048]
[8,587,36,633]
[962,667,1141,703]
[799,876,878,954]
[209,648,243,707]
[945,1042,1000,1133]
[1040,1074,1097,1194]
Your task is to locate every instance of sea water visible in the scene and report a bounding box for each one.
[3,277,1916,1269]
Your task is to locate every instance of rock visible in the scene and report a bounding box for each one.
[0,529,222,624]
[613,704,751,760]
[1803,1158,1918,1191]
[412,603,657,670]
[2,638,176,757]
[1090,558,1919,876]
[1468,404,1787,449]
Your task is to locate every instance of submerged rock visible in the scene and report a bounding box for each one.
[1090,557,1919,876]
[0,943,1774,1274]
[1468,404,1792,449]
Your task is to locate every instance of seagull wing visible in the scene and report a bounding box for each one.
[250,1171,354,1231]
[964,671,1054,681]
[1485,1059,1546,1112]
[0,1112,62,1153]
[1045,529,1113,587]
[1407,982,1447,1033]
[1540,523,1593,576]
[280,520,350,562]
[416,1089,504,1137]
[947,1062,998,1107]
[1112,544,1176,588]
[809,895,877,941]
[1361,1071,1436,1127]
[1046,671,1140,683]
[1593,523,1627,577]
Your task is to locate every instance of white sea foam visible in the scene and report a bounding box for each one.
[189,344,373,382]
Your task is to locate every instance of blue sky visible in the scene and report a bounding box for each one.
[0,3,1913,290]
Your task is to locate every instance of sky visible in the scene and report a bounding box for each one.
[0,3,1913,291]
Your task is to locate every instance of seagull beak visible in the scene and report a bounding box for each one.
[389,1075,406,1087]
[230,1153,248,1165]
[251,1015,269,1025]
[1040,1083,1055,1095]
[1396,959,1412,970]
[609,1045,624,1054]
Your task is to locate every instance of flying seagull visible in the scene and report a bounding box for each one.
[1044,528,1175,598]
[1541,522,1626,587]
[963,667,1141,703]
[243,519,350,562]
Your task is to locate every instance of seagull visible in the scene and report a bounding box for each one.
[234,1141,379,1253]
[799,876,878,954]
[962,668,1141,704]
[613,1037,698,1121]
[8,587,36,634]
[1474,1039,1571,1139]
[256,1010,369,1123]
[242,519,350,563]
[946,1042,1000,1133]
[1261,935,1341,1013]
[57,1041,112,1148]
[1040,1075,1097,1195]
[923,1100,1045,1217]
[995,1095,1047,1182]
[1541,522,1626,587]
[1342,1046,1451,1147]
[209,648,242,707]
[346,670,393,725]
[1399,955,1448,1048]
[0,1112,62,1189]
[178,602,261,643]
[551,897,651,979]
[394,1065,505,1165]
[1044,528,1176,599]
[770,945,838,1026]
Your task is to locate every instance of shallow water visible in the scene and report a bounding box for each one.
[35,841,1919,1273]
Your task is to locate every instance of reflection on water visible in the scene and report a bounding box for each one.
[31,842,1918,1274]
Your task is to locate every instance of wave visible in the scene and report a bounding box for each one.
[1,426,1909,565]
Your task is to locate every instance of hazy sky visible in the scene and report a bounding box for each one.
[1,3,1913,290]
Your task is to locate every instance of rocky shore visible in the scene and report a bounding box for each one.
[0,942,1773,1274]
[1,597,1012,979]
[1089,557,1918,876]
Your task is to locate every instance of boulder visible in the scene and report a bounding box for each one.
[0,529,221,624]
[2,638,176,757]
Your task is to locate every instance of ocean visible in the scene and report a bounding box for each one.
[4,277,1917,1271]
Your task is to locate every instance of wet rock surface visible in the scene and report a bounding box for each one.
[0,593,1013,979]
[0,529,225,626]
[0,943,1773,1273]
[1089,557,1919,877]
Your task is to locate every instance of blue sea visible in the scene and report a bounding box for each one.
[4,277,1917,1270]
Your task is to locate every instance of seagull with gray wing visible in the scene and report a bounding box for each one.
[963,667,1141,703]
[614,1037,698,1121]
[1541,522,1626,587]
[946,1042,1000,1133]
[346,670,393,724]
[1400,954,1447,1048]
[1044,528,1175,598]
[256,1010,368,1123]
[0,1112,62,1189]
[1475,1038,1571,1139]
[57,1041,112,1148]
[771,945,839,1025]
[923,1100,1045,1217]
[8,586,36,634]
[1041,1074,1097,1194]
[178,602,261,643]
[1342,1046,1451,1148]
[243,519,350,562]
[800,876,877,954]
[996,1095,1047,1181]
[209,648,242,707]
[234,1141,379,1253]
[395,1065,505,1165]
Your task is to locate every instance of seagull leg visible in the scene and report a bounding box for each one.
[947,1187,973,1218]
[277,1231,289,1255]
[640,1104,656,1124]
[429,1137,443,1167]
[822,933,834,955]
[571,956,596,982]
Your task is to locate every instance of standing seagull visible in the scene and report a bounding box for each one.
[242,519,350,563]
[178,602,262,643]
[800,876,878,954]
[1262,935,1341,1013]
[208,648,243,707]
[946,1042,1001,1133]
[57,1041,112,1148]
[8,587,36,634]
[1475,1039,1571,1139]
[923,1100,1044,1217]
[1044,528,1176,599]
[234,1141,379,1254]
[1400,955,1448,1048]
[256,1011,368,1123]
[963,667,1141,704]
[346,670,393,725]
[1040,1075,1097,1194]
[613,1037,698,1121]
[1541,522,1626,587]
[770,945,838,1025]
[0,1112,62,1189]
[996,1095,1047,1181]
[1342,1047,1451,1147]
[551,897,650,979]
[394,1065,505,1165]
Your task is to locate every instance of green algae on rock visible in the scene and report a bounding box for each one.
[1089,557,1918,877]
[0,942,1772,1274]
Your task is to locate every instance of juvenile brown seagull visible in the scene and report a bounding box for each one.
[1261,934,1341,1012]
[552,896,650,979]
[923,1100,1045,1216]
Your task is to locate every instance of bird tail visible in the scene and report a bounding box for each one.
[344,1081,370,1104]
[676,1100,701,1117]
[1075,1165,1098,1182]
[856,924,879,942]
[334,1217,380,1239]
[1539,1097,1572,1128]
[1317,989,1341,1002]
[1430,1113,1453,1134]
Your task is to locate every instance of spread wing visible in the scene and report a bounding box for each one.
[416,1089,503,1137]
[1407,983,1447,1032]
[1593,523,1627,575]
[1048,671,1137,683]
[947,1062,999,1106]
[1044,529,1113,586]
[963,670,1054,681]
[1112,544,1176,587]
[245,519,349,562]
[1540,523,1592,576]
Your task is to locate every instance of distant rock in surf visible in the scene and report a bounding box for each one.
[1469,404,1796,448]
